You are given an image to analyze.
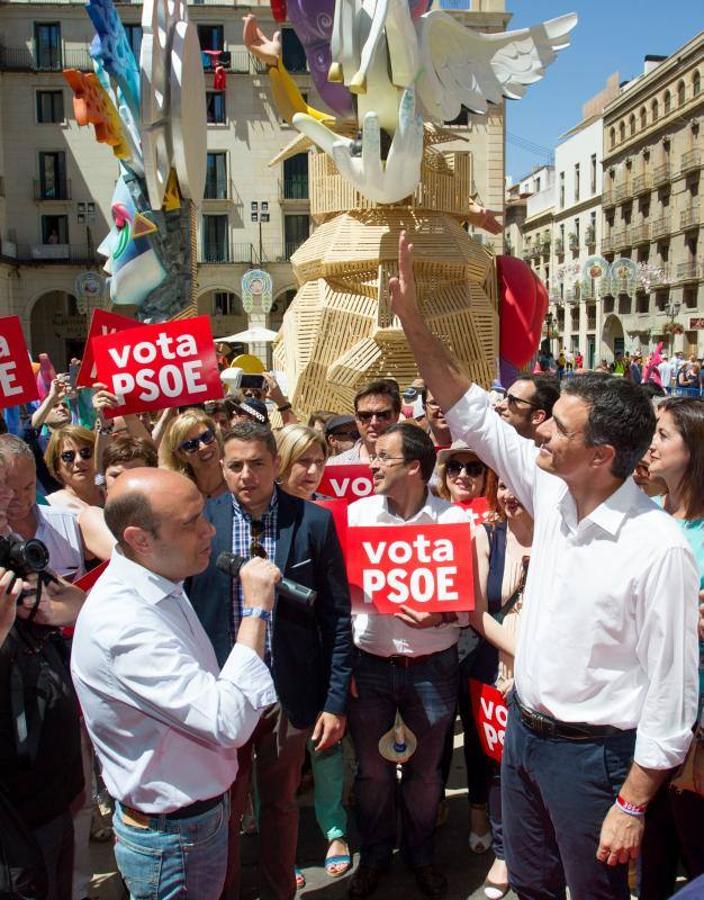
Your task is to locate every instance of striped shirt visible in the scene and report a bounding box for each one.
[230,491,278,664]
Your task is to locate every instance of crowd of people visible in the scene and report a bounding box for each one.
[0,237,703,900]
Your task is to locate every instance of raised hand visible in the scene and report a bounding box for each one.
[389,230,419,322]
[243,14,281,68]
[292,87,423,205]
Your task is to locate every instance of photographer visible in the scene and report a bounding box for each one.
[0,555,87,899]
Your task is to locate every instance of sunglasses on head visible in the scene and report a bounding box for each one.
[356,409,394,424]
[446,459,485,478]
[179,428,216,455]
[60,446,93,465]
[330,430,359,440]
[250,519,267,559]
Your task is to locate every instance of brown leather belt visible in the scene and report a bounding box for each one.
[122,793,223,823]
[357,648,441,668]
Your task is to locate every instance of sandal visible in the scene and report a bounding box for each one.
[324,838,352,877]
[469,803,491,855]
[295,868,306,890]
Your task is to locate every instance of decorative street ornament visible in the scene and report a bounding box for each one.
[241,269,274,314]
[74,271,106,315]
[582,255,609,282]
[610,257,637,295]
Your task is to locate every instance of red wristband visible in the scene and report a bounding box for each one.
[616,793,647,817]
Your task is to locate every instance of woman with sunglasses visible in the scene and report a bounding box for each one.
[467,481,533,899]
[44,424,105,511]
[639,397,704,899]
[161,409,227,499]
[436,440,495,518]
[275,424,352,883]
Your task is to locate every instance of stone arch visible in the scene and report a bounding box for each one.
[29,289,84,371]
[268,285,297,332]
[600,313,625,363]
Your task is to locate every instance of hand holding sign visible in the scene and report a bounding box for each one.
[92,316,223,417]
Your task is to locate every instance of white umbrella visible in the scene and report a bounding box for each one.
[216,326,280,344]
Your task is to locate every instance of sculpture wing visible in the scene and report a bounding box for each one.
[417,11,577,122]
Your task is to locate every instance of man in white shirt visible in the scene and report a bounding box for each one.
[657,353,674,392]
[347,422,467,900]
[389,232,699,900]
[71,468,279,899]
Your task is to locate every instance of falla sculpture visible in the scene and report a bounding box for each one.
[64,0,206,321]
[245,2,577,415]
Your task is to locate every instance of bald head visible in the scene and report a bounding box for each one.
[105,468,199,548]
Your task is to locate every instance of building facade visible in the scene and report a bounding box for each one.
[0,0,507,369]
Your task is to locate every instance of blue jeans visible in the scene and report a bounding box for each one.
[502,695,635,900]
[348,646,458,869]
[113,796,229,899]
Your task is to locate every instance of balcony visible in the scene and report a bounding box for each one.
[611,229,628,249]
[540,239,551,256]
[280,176,309,201]
[612,277,632,296]
[650,266,670,287]
[651,214,671,239]
[680,203,700,230]
[261,240,307,262]
[633,173,652,195]
[584,228,596,248]
[0,46,92,72]
[602,188,615,208]
[676,261,701,281]
[201,49,253,74]
[653,163,671,187]
[521,246,532,260]
[203,176,232,201]
[601,233,614,254]
[631,223,651,245]
[33,179,71,201]
[681,149,702,174]
[8,243,99,264]
[199,242,256,264]
[613,182,631,203]
[554,238,564,256]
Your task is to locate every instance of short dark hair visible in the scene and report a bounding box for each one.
[657,397,704,518]
[386,421,436,483]
[354,380,402,415]
[104,490,159,548]
[514,375,560,418]
[561,373,656,480]
[640,382,666,400]
[222,420,277,457]
[103,436,158,471]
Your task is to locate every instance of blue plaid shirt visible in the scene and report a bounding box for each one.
[231,490,278,665]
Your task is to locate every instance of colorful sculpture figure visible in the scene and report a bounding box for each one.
[64,0,206,320]
[246,4,576,416]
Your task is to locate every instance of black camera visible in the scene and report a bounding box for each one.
[0,535,50,584]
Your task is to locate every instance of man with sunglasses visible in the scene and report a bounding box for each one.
[186,421,352,900]
[329,380,402,464]
[346,422,467,900]
[494,375,560,444]
[389,231,699,900]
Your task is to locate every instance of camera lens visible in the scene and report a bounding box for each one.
[11,539,50,574]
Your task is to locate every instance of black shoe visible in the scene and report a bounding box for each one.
[348,865,383,899]
[413,866,448,899]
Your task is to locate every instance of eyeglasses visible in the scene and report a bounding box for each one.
[179,428,216,455]
[446,459,485,478]
[506,393,540,411]
[356,409,394,424]
[60,446,93,465]
[250,519,267,559]
[369,454,406,467]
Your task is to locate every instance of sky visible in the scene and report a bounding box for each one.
[504,0,701,181]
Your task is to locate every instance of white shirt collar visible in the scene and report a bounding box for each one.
[108,546,183,605]
[381,488,440,523]
[557,476,639,537]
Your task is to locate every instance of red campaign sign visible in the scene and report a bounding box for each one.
[318,464,374,503]
[92,315,224,417]
[0,316,39,410]
[469,679,508,762]
[314,499,348,555]
[76,309,138,388]
[74,559,109,593]
[455,497,491,530]
[346,522,474,614]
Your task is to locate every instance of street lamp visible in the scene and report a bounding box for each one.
[663,297,682,353]
[251,201,270,265]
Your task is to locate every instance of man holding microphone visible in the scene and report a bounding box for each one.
[70,467,281,898]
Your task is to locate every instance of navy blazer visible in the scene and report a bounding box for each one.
[186,487,353,729]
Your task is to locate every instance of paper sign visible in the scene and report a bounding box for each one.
[76,309,138,388]
[0,316,39,409]
[455,497,491,530]
[318,464,374,503]
[346,522,474,614]
[469,680,508,762]
[92,316,224,417]
[314,499,348,555]
[74,559,109,593]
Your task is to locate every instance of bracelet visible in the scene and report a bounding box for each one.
[277,402,292,413]
[242,607,272,622]
[615,794,647,817]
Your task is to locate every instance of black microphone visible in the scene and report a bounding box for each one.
[215,552,317,608]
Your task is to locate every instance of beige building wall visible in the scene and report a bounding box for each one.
[0,0,506,369]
